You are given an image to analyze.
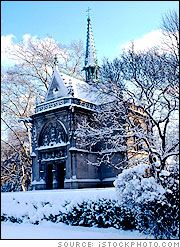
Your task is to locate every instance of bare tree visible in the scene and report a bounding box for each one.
[1,36,85,191]
[58,40,85,79]
[121,45,179,170]
[4,36,85,90]
[75,10,179,175]
[1,69,34,191]
[1,128,31,192]
[161,10,179,62]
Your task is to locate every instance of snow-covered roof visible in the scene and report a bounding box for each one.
[44,67,109,105]
[59,72,101,103]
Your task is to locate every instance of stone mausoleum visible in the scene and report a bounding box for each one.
[30,14,123,190]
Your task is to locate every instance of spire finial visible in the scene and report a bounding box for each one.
[54,54,58,67]
[86,7,91,20]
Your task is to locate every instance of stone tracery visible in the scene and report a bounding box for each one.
[39,121,67,147]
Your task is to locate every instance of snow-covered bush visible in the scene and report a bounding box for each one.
[158,161,179,238]
[114,162,179,239]
[1,197,136,231]
[114,164,166,207]
[1,189,117,225]
[61,199,136,230]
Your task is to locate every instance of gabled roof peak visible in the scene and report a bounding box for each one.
[44,67,69,102]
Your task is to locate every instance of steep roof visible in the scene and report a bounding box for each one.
[44,67,69,102]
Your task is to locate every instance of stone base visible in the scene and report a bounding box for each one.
[31,177,116,190]
[64,177,116,189]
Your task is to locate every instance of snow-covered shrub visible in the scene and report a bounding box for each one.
[136,198,179,239]
[1,197,136,230]
[114,164,166,207]
[1,200,63,225]
[159,161,179,204]
[2,189,117,226]
[61,199,136,230]
[158,161,179,238]
[114,162,179,239]
[1,214,23,224]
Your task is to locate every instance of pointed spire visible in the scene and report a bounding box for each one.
[83,8,98,83]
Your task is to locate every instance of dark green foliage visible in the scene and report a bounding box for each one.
[33,220,39,225]
[1,214,8,222]
[1,214,23,224]
[44,213,62,223]
[61,199,136,230]
[136,198,179,239]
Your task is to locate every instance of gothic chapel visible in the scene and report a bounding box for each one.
[31,14,123,190]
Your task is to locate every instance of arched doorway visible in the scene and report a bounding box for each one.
[38,120,68,189]
[42,160,66,189]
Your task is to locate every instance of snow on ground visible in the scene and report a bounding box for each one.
[1,221,152,240]
[1,188,154,239]
[2,187,117,203]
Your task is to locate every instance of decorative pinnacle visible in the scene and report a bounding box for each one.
[54,54,58,67]
[86,7,91,20]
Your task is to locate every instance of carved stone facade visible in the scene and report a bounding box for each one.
[30,15,124,190]
[30,74,123,190]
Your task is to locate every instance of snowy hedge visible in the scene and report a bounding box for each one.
[1,197,135,231]
[114,162,179,239]
[61,199,136,230]
[1,186,136,232]
[1,162,179,239]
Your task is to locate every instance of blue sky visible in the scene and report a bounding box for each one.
[1,1,179,63]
